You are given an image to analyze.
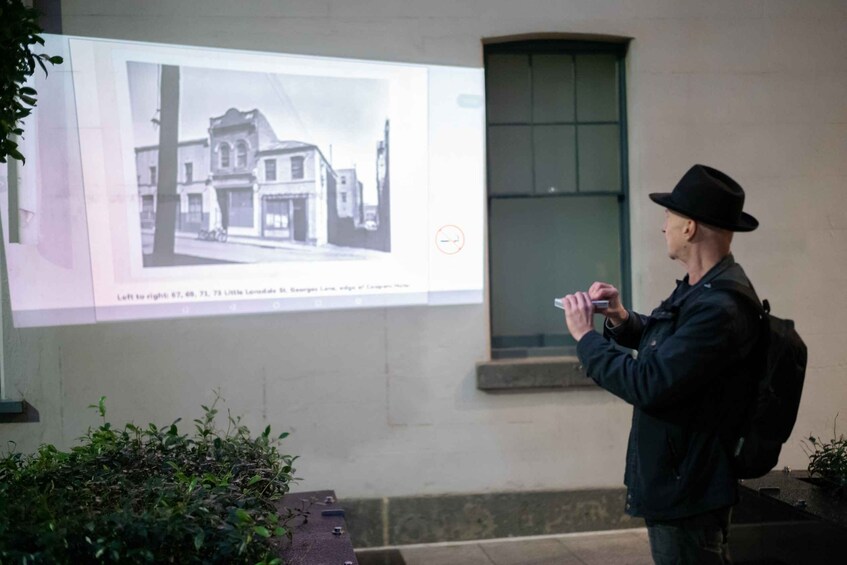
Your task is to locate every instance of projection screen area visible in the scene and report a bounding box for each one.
[0,35,485,327]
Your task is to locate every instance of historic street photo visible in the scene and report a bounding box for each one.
[127,62,392,268]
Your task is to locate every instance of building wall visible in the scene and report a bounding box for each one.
[135,141,210,230]
[175,142,210,231]
[3,0,847,500]
[336,169,360,220]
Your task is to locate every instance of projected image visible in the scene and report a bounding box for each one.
[2,35,484,327]
[127,63,392,268]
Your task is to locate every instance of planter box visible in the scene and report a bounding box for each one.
[732,470,847,564]
[277,490,358,565]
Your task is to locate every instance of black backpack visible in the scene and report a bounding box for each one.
[710,280,808,479]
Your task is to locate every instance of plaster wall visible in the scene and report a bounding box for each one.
[2,0,846,499]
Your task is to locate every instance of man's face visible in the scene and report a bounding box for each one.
[662,209,690,260]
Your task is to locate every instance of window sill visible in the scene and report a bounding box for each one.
[0,400,24,414]
[0,400,38,424]
[476,356,597,391]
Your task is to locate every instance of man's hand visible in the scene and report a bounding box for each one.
[588,281,629,327]
[562,292,595,342]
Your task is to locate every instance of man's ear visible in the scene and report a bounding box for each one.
[684,219,698,241]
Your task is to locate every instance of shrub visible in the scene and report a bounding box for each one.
[0,396,298,564]
[805,416,847,493]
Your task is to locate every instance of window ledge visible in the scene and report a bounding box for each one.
[476,356,597,391]
[0,400,24,414]
[0,400,39,424]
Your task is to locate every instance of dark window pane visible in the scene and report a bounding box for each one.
[265,159,277,181]
[187,194,202,223]
[220,144,230,168]
[533,125,576,194]
[291,156,304,180]
[236,141,248,168]
[532,54,575,123]
[578,124,621,192]
[489,196,622,344]
[486,54,531,124]
[184,162,193,183]
[576,54,619,122]
[141,195,154,215]
[487,125,532,195]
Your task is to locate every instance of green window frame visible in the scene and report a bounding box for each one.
[485,39,631,359]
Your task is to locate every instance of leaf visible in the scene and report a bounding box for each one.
[254,526,270,538]
[49,56,63,65]
[278,432,289,440]
[193,530,205,550]
[235,508,252,523]
[248,474,262,486]
[8,147,25,163]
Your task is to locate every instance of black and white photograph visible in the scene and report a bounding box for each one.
[127,62,392,268]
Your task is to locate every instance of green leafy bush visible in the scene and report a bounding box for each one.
[805,416,847,493]
[1,0,64,163]
[0,396,298,564]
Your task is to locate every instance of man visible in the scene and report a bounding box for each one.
[561,164,761,565]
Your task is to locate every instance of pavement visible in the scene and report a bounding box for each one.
[140,230,385,263]
[356,528,654,565]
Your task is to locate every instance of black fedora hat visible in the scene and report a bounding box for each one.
[649,164,758,232]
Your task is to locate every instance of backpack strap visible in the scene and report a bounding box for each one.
[659,259,738,314]
[705,279,771,456]
[707,279,770,315]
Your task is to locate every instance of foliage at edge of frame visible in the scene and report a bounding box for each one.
[804,414,847,494]
[0,0,64,164]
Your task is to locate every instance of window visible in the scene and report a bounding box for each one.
[341,176,347,184]
[141,195,154,218]
[291,155,304,179]
[219,143,230,168]
[187,194,202,224]
[236,140,248,168]
[265,159,277,181]
[184,162,193,183]
[485,40,629,359]
[228,188,254,227]
[341,192,347,203]
[149,165,157,185]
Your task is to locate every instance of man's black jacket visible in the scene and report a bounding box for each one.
[576,255,760,520]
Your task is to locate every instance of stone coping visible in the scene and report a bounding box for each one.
[739,470,847,529]
[476,356,597,390]
[343,487,641,548]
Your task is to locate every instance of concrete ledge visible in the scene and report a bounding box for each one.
[0,400,24,414]
[0,400,39,424]
[476,356,596,390]
[345,488,641,548]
